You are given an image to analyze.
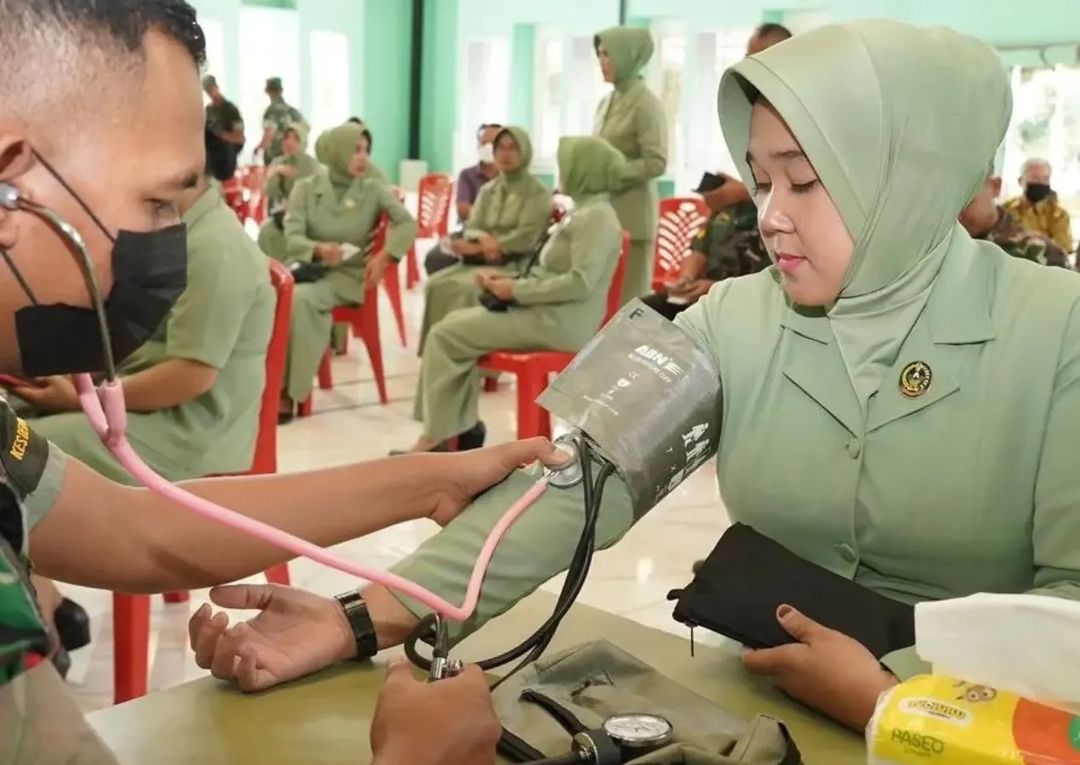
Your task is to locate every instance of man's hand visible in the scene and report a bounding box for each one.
[12,376,78,413]
[429,437,569,526]
[371,660,501,765]
[188,584,355,692]
[364,251,391,291]
[314,242,344,266]
[743,606,898,731]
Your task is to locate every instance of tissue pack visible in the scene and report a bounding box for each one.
[868,675,1080,764]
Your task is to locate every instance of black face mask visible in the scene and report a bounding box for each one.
[0,152,187,377]
[1024,182,1052,204]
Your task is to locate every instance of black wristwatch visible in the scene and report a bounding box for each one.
[335,590,379,660]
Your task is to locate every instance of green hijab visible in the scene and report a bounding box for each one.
[315,122,369,192]
[493,126,534,182]
[557,136,625,201]
[718,20,1010,403]
[595,27,655,91]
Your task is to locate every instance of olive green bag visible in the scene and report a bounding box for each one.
[492,641,801,764]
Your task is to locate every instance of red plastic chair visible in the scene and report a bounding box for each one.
[299,216,391,415]
[243,165,269,226]
[479,231,630,440]
[406,174,454,289]
[222,173,247,223]
[111,260,295,704]
[653,197,710,292]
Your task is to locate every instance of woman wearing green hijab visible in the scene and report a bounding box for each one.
[418,125,552,352]
[257,122,320,262]
[280,122,416,417]
[314,119,390,186]
[594,26,668,305]
[402,136,624,452]
[181,19,1080,740]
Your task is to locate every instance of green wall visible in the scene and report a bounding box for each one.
[420,0,460,175]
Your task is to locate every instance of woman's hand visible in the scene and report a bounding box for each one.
[12,376,78,413]
[314,242,344,266]
[475,271,514,302]
[477,233,503,264]
[742,605,899,731]
[364,251,391,290]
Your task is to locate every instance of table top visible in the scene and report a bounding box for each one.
[88,593,865,764]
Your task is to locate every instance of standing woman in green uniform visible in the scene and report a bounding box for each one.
[418,125,551,352]
[594,26,668,305]
[402,136,624,452]
[191,20,1080,739]
[280,122,416,417]
[257,122,319,262]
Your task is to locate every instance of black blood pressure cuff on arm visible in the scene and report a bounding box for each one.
[669,523,915,658]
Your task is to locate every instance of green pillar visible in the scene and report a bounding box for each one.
[509,24,536,128]
[419,0,459,174]
[361,0,414,183]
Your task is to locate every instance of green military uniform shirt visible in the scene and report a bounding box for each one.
[384,22,1080,690]
[32,185,275,483]
[205,97,245,148]
[984,205,1069,267]
[262,98,308,165]
[692,201,770,281]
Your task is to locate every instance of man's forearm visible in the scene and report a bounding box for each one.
[121,358,218,411]
[30,454,452,593]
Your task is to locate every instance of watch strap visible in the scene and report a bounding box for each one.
[334,591,379,660]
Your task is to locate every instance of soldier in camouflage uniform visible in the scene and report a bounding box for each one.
[643,183,769,321]
[959,171,1070,268]
[258,76,308,166]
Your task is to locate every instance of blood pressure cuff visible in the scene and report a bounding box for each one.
[493,641,800,764]
[669,524,915,658]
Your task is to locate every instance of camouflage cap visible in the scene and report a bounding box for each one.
[266,77,283,91]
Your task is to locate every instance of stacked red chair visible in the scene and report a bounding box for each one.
[652,197,710,291]
[478,231,630,440]
[407,174,454,289]
[112,260,295,704]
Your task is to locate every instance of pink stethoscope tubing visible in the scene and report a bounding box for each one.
[74,374,548,623]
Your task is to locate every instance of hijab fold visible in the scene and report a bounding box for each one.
[718,20,1011,404]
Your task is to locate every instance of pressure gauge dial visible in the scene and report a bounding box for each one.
[602,713,674,750]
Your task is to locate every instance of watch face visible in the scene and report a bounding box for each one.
[602,714,674,747]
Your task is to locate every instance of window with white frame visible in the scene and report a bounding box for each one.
[238,6,301,161]
[565,35,607,138]
[456,37,510,173]
[533,33,565,168]
[309,30,350,139]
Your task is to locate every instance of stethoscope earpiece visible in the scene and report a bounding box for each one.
[0,183,20,210]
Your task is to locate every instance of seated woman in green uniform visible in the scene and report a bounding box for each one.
[418,125,551,352]
[256,122,319,262]
[191,20,1080,740]
[280,122,416,419]
[403,136,624,453]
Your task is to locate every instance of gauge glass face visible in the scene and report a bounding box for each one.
[603,714,673,746]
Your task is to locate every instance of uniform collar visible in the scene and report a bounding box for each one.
[181,183,222,229]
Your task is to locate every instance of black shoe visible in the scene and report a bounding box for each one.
[54,598,91,652]
[278,407,295,425]
[456,421,487,451]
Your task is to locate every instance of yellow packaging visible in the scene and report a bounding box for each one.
[868,675,1080,765]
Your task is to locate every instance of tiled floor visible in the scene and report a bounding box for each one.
[58,243,732,713]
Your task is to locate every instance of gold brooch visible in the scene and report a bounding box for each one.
[899,361,932,398]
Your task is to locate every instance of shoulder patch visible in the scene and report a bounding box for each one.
[0,406,47,499]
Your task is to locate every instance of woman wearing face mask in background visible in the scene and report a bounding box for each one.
[193,20,1080,739]
[257,122,319,262]
[594,25,668,305]
[418,126,551,352]
[279,122,416,421]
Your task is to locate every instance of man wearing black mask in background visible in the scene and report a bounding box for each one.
[1004,157,1074,254]
[0,1,561,761]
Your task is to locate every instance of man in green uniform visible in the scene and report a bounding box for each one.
[257,122,320,262]
[593,26,668,305]
[280,123,416,412]
[1003,158,1074,255]
[257,76,307,166]
[418,126,552,351]
[0,3,560,761]
[643,174,768,320]
[960,169,1070,267]
[202,74,245,150]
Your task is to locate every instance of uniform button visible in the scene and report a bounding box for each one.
[838,543,858,563]
[846,439,861,459]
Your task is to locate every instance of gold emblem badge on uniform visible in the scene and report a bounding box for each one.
[899,361,932,398]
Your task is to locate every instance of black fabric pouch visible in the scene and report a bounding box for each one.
[668,524,915,658]
[287,260,329,284]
